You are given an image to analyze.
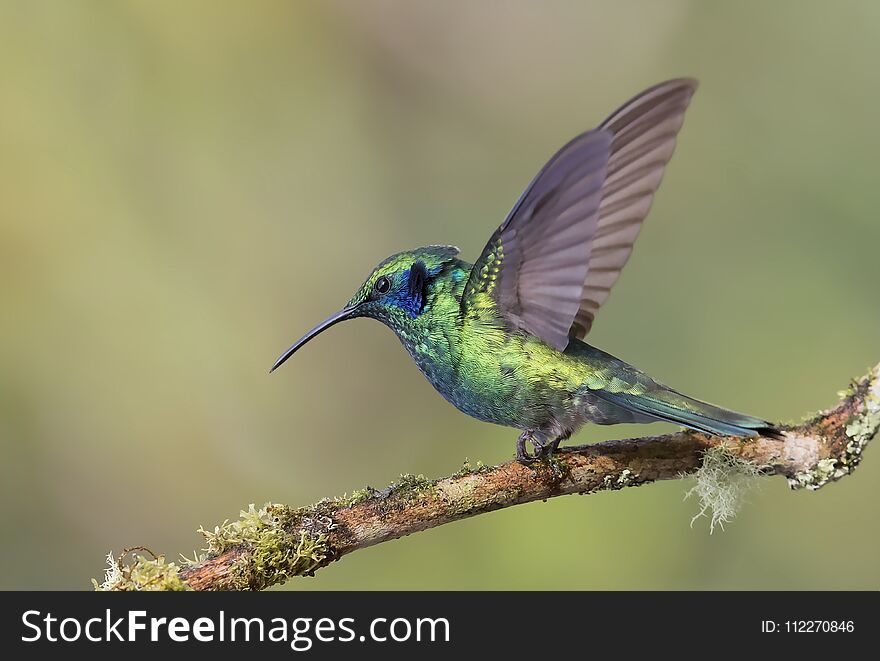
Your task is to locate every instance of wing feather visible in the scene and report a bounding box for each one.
[462,79,698,348]
[571,79,697,338]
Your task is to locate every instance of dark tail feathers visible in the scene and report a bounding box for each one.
[597,386,782,439]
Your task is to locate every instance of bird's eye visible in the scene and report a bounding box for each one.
[374,276,392,295]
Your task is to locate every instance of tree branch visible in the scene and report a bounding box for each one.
[97,363,879,591]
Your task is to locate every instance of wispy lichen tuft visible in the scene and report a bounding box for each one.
[98,551,122,590]
[685,445,760,533]
[93,548,189,591]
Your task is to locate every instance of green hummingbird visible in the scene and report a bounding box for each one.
[271,78,780,463]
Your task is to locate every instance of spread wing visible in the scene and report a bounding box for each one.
[461,79,698,350]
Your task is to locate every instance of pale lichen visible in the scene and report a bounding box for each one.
[787,457,840,490]
[788,367,879,490]
[616,468,635,487]
[602,467,637,490]
[93,548,189,591]
[685,445,760,533]
[841,372,880,464]
[344,486,380,507]
[436,472,484,515]
[97,551,122,590]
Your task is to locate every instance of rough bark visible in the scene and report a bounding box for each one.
[98,363,879,591]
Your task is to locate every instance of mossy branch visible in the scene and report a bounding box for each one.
[98,362,879,591]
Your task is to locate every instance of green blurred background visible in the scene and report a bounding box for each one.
[1,0,878,590]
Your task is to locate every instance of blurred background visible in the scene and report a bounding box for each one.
[1,0,878,590]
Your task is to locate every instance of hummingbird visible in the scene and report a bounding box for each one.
[270,78,780,463]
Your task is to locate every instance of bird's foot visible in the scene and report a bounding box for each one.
[516,431,543,464]
[515,431,571,465]
[515,431,557,464]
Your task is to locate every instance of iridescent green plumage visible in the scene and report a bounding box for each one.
[271,79,779,462]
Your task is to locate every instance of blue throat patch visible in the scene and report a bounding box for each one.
[400,260,428,318]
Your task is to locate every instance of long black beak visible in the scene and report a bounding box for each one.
[269,306,357,373]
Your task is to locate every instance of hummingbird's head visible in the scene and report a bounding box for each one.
[269,245,459,373]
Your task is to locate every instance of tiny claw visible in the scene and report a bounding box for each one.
[516,448,539,464]
[515,430,571,465]
[515,431,543,465]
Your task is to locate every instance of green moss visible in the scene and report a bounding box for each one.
[435,467,500,516]
[363,473,438,518]
[544,454,574,482]
[93,549,189,591]
[231,529,331,591]
[194,503,336,591]
[390,473,435,499]
[452,458,489,479]
[344,486,380,507]
[197,503,299,557]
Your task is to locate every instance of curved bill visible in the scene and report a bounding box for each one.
[269,306,357,373]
